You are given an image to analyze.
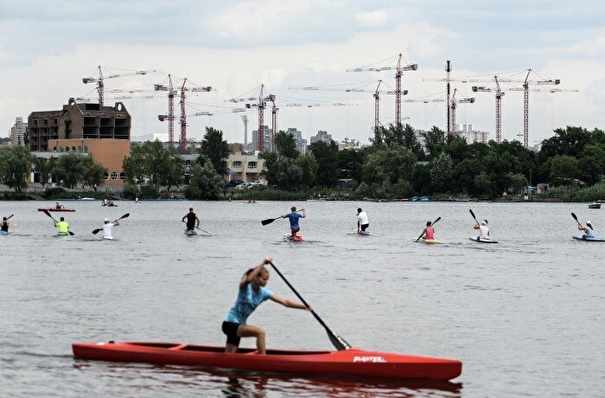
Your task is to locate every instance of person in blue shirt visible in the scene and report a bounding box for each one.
[282,206,306,240]
[222,255,310,354]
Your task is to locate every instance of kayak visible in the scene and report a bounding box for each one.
[38,207,75,212]
[572,235,605,242]
[469,237,498,244]
[184,229,197,236]
[0,230,8,235]
[72,341,462,381]
[416,238,446,244]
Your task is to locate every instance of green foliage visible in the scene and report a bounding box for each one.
[357,148,417,199]
[200,127,230,175]
[185,161,224,200]
[123,140,184,189]
[273,158,304,191]
[309,140,340,187]
[296,154,318,188]
[430,153,454,193]
[0,146,33,192]
[275,131,300,159]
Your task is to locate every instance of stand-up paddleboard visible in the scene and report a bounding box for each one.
[284,233,304,242]
[572,235,605,242]
[416,238,447,244]
[469,237,498,244]
[184,229,197,236]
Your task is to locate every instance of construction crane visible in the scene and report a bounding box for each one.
[227,85,275,152]
[154,75,178,149]
[472,76,505,143]
[347,54,418,125]
[450,89,475,134]
[292,80,408,128]
[82,66,155,106]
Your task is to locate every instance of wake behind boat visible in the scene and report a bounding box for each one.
[72,341,462,381]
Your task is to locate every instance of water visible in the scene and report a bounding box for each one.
[1,199,604,397]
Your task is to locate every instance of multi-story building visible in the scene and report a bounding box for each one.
[10,117,27,146]
[309,130,333,145]
[285,128,308,154]
[27,98,131,186]
[227,151,266,183]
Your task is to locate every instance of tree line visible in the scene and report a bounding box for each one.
[1,124,604,201]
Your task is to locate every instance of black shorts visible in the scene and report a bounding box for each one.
[222,321,241,347]
[360,223,369,231]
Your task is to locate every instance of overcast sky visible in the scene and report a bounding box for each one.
[1,1,604,146]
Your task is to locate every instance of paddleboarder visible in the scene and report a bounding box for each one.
[102,217,119,239]
[474,219,490,239]
[182,207,200,233]
[578,220,595,238]
[222,255,311,355]
[282,206,306,241]
[1,217,9,234]
[54,216,70,236]
[420,220,435,240]
[357,208,369,234]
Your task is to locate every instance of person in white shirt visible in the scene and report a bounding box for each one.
[357,208,369,234]
[102,217,120,239]
[473,219,490,240]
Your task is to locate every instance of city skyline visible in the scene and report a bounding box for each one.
[1,1,604,147]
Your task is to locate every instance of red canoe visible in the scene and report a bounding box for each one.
[38,207,76,212]
[72,341,462,381]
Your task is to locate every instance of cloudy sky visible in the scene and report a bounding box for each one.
[1,1,604,146]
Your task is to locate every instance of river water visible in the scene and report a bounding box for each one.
[1,199,603,397]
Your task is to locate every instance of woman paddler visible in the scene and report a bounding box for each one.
[222,255,311,354]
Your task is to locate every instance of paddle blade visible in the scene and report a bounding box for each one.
[326,329,352,351]
[92,228,102,235]
[68,231,75,236]
[433,216,442,225]
[261,217,277,226]
[571,212,578,221]
[43,210,56,221]
[469,209,476,220]
[117,213,130,221]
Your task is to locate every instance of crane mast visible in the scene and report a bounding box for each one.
[155,75,176,148]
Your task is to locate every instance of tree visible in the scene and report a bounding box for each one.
[296,154,318,188]
[52,152,88,189]
[338,148,365,182]
[33,156,53,189]
[309,140,339,187]
[123,140,183,190]
[430,153,454,193]
[273,158,304,191]
[275,131,299,159]
[200,127,230,175]
[421,126,446,160]
[0,146,33,192]
[186,160,224,199]
[546,155,581,186]
[358,147,417,199]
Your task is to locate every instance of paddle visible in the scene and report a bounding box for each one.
[43,210,74,236]
[571,212,592,231]
[92,213,130,234]
[415,216,442,242]
[195,226,212,235]
[262,208,305,226]
[4,214,14,221]
[469,208,480,226]
[267,261,351,351]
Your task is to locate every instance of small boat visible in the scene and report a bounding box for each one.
[72,341,462,381]
[469,237,498,244]
[572,235,605,242]
[0,230,9,235]
[417,238,447,244]
[184,229,197,236]
[588,203,601,209]
[38,207,75,212]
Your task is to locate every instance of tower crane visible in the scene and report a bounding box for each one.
[154,75,177,149]
[82,66,155,106]
[472,76,505,143]
[450,89,475,134]
[347,54,418,125]
[291,80,408,128]
[227,85,274,152]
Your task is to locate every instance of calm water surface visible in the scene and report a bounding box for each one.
[1,199,604,397]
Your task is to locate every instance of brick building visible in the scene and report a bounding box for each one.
[27,98,131,186]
